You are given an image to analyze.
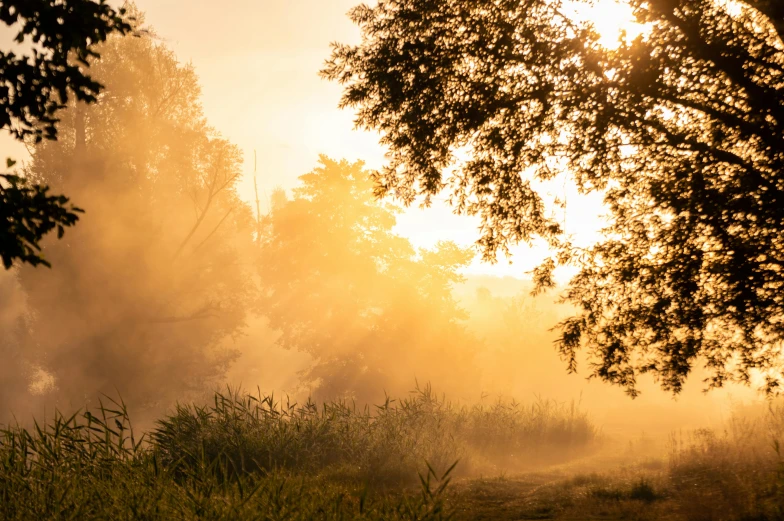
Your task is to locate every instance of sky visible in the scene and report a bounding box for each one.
[0,0,635,279]
[126,0,613,279]
[0,0,762,426]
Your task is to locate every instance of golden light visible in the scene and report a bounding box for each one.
[567,0,650,48]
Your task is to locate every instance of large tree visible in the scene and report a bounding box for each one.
[0,21,255,416]
[324,0,784,395]
[257,157,479,400]
[0,0,131,268]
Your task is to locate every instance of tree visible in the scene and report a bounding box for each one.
[257,157,479,400]
[0,22,255,416]
[323,0,784,395]
[0,0,132,268]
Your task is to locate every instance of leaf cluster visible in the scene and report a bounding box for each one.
[324,0,784,395]
[0,0,131,268]
[0,160,81,268]
[0,0,132,141]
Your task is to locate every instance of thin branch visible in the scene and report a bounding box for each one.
[174,149,234,257]
[191,205,236,254]
[148,310,219,324]
[151,80,185,119]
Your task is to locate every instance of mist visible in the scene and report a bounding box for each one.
[4,1,784,518]
[0,5,763,439]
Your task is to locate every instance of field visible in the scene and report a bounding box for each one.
[1,388,782,520]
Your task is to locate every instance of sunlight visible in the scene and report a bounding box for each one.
[716,0,744,18]
[567,0,650,48]
[4,2,781,519]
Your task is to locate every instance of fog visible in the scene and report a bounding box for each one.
[0,3,762,446]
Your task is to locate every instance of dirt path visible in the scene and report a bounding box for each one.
[450,474,567,520]
[447,456,683,521]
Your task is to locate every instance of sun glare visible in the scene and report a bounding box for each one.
[716,0,744,18]
[567,0,650,48]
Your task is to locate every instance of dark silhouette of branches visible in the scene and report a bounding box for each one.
[324,0,784,395]
[0,0,132,268]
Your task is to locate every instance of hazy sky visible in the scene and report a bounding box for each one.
[3,0,613,279]
[0,0,761,422]
[128,0,618,279]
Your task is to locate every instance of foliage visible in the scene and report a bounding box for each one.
[257,157,479,399]
[324,0,784,395]
[0,166,81,268]
[0,387,598,520]
[12,389,784,521]
[0,24,255,416]
[0,0,131,268]
[0,0,131,141]
[0,394,455,521]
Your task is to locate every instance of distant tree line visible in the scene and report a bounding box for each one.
[0,5,488,414]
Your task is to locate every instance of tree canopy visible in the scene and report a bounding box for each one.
[323,0,784,395]
[257,157,479,400]
[0,0,131,268]
[0,24,255,414]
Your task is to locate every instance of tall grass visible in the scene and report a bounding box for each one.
[0,396,453,520]
[0,386,597,520]
[153,384,598,483]
[667,401,784,521]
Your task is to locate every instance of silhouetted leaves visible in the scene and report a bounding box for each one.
[0,0,131,268]
[325,0,784,395]
[0,0,131,141]
[0,174,81,268]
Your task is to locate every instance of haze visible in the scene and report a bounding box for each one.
[0,0,762,440]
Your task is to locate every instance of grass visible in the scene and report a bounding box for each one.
[0,386,597,520]
[151,383,597,486]
[4,386,782,520]
[450,402,784,521]
[665,404,784,521]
